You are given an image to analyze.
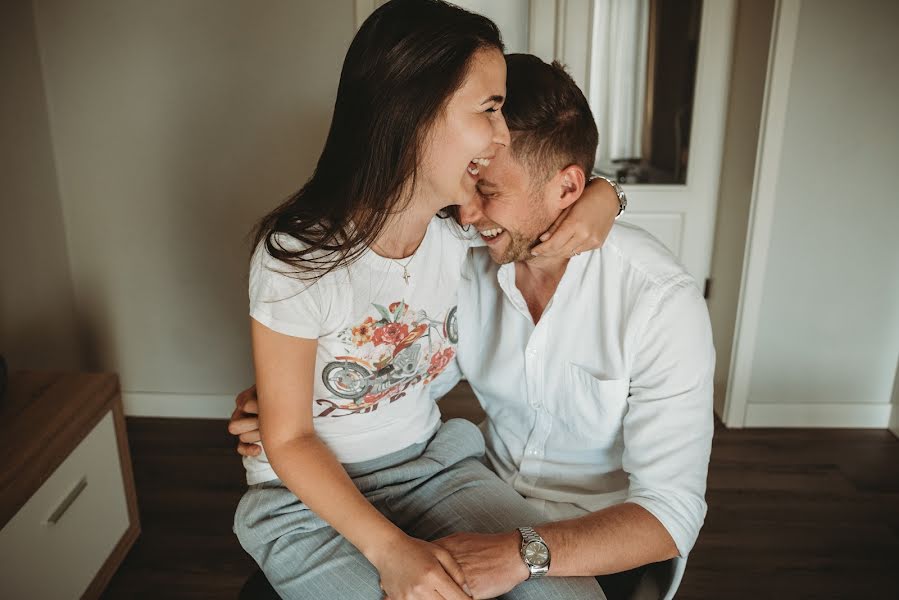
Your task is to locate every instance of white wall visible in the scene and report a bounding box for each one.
[450,0,530,54]
[708,0,775,417]
[731,0,899,427]
[890,362,898,437]
[32,0,354,415]
[0,0,82,372]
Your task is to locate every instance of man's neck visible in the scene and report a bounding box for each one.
[514,255,570,324]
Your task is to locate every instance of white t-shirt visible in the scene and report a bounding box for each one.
[244,217,468,484]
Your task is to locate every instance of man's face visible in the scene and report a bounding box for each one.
[459,146,558,264]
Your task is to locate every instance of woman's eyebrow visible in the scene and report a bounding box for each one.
[480,95,505,105]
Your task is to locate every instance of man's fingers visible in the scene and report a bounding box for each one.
[229,405,242,424]
[228,416,259,436]
[235,394,259,415]
[239,430,262,444]
[433,548,471,598]
[237,442,261,457]
[435,577,469,600]
[227,415,244,435]
[235,384,258,409]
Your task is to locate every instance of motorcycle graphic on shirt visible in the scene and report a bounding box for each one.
[316,301,457,417]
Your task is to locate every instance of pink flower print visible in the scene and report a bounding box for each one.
[388,301,410,317]
[427,347,455,378]
[372,323,410,347]
[351,317,376,346]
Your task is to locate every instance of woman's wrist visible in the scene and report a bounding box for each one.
[589,175,627,217]
[360,525,409,567]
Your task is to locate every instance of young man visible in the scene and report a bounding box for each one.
[231,54,714,600]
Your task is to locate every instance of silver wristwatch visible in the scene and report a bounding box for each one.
[517,526,551,579]
[593,175,628,218]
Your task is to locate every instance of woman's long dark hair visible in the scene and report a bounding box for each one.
[253,0,503,280]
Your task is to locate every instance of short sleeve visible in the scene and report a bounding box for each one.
[248,240,324,339]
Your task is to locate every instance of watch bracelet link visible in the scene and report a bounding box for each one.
[590,174,628,218]
[517,526,550,580]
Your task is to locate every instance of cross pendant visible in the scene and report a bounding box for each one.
[402,269,411,285]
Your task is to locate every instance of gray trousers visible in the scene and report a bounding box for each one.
[234,419,605,599]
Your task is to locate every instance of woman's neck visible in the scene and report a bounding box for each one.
[371,202,436,259]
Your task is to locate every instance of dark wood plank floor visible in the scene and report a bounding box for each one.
[102,385,899,599]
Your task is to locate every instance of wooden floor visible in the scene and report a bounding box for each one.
[102,386,899,599]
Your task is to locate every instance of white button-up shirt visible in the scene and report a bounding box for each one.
[454,222,715,597]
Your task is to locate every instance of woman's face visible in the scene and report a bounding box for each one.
[418,47,511,210]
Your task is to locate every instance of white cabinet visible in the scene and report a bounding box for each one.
[0,372,140,599]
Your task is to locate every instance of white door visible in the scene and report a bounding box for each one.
[532,0,737,285]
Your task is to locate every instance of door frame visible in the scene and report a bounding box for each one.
[721,0,800,427]
[532,0,737,284]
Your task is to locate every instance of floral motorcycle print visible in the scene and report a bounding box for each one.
[316,301,458,417]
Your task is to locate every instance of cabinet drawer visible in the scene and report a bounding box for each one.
[0,410,130,599]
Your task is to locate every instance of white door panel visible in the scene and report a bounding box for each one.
[534,0,737,283]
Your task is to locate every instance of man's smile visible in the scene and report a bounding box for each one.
[478,226,506,245]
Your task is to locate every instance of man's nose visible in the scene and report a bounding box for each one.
[459,194,485,226]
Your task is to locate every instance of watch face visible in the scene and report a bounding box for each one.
[524,541,549,566]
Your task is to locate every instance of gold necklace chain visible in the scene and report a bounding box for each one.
[373,241,416,285]
[394,254,414,285]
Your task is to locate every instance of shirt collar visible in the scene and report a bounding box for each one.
[494,251,594,320]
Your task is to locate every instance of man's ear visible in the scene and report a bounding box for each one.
[556,165,586,211]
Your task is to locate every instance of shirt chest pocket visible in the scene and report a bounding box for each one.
[556,363,630,443]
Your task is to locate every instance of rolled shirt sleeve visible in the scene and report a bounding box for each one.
[622,279,715,556]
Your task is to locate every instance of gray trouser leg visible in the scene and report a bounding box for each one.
[387,426,605,600]
[234,419,605,600]
[235,478,381,599]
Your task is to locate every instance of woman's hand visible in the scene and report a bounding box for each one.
[373,534,472,600]
[530,177,620,258]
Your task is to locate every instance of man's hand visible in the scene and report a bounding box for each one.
[376,535,472,600]
[228,385,262,457]
[434,531,529,599]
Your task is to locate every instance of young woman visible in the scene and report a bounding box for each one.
[233,1,615,598]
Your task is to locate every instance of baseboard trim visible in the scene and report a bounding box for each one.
[744,402,892,429]
[123,392,235,419]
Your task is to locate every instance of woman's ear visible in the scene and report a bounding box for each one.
[556,164,586,210]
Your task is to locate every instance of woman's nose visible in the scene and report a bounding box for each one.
[459,195,485,226]
[493,112,511,147]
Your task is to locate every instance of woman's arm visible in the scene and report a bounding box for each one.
[251,319,470,600]
[530,175,622,257]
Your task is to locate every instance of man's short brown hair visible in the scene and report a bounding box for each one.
[502,54,598,184]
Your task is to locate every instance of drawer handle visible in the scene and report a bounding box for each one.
[45,476,88,525]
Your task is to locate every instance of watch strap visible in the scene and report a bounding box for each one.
[592,174,627,218]
[517,526,550,579]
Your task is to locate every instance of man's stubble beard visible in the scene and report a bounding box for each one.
[495,231,538,264]
[493,194,555,265]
